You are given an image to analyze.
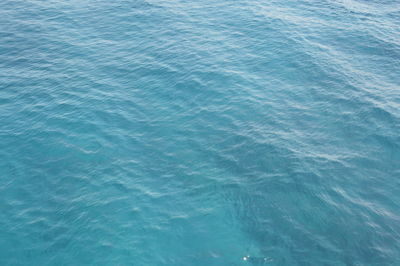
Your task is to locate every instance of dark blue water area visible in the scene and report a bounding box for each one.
[0,0,399,265]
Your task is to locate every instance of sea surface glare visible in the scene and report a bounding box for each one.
[1,0,400,265]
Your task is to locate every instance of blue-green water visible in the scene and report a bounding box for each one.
[1,0,400,265]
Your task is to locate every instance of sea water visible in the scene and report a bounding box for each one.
[0,0,399,265]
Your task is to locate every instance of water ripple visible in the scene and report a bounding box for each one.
[1,0,399,265]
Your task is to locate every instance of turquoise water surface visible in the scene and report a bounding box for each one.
[1,0,400,265]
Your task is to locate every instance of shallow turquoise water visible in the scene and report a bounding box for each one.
[1,0,400,265]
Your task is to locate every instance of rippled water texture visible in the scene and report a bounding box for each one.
[1,0,400,265]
